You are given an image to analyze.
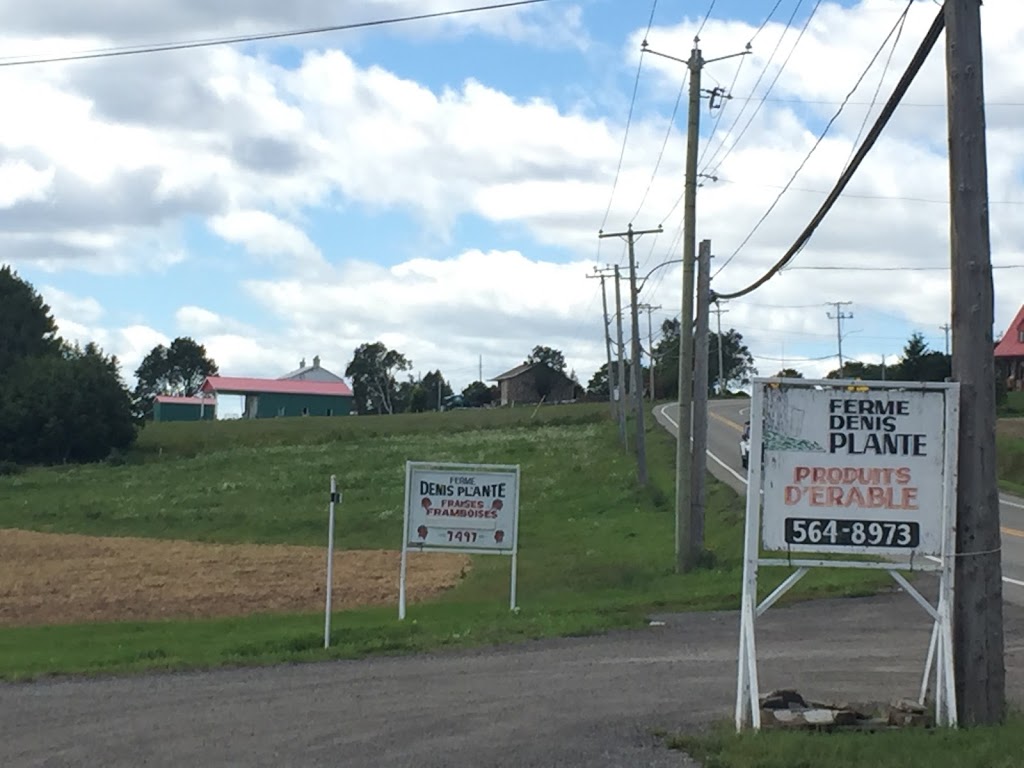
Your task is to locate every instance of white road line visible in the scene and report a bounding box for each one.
[657,403,1024,590]
[656,405,748,487]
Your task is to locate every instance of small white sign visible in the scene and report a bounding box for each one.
[399,461,521,620]
[404,464,519,552]
[758,383,950,557]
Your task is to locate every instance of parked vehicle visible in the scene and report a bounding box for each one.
[740,421,751,470]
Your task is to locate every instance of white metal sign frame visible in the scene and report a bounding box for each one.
[736,377,959,731]
[399,461,521,620]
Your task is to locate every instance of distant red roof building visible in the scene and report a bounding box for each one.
[995,305,1024,391]
[201,376,353,397]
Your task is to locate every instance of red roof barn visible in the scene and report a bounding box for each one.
[995,305,1024,391]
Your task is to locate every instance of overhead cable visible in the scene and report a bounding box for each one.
[713,5,946,301]
[711,0,916,280]
[0,0,557,67]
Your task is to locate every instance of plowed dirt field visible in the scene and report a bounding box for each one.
[0,529,471,626]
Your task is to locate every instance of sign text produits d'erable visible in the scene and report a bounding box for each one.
[784,397,927,511]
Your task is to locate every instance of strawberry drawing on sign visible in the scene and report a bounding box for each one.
[417,525,428,539]
[421,497,431,509]
[494,530,505,543]
[491,499,503,511]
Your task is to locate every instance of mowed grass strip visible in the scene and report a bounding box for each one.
[669,716,1024,768]
[0,404,889,679]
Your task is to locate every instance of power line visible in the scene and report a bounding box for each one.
[842,1,909,171]
[713,0,915,279]
[712,177,1024,205]
[713,0,933,295]
[600,0,660,232]
[706,0,824,180]
[750,0,786,45]
[695,0,718,39]
[695,0,804,183]
[0,0,556,68]
[784,264,1024,272]
[732,97,1024,108]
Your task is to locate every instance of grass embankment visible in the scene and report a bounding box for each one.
[670,716,1024,768]
[997,412,1024,496]
[0,404,887,680]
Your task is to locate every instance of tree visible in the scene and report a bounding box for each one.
[825,360,885,380]
[774,368,803,378]
[0,342,136,466]
[525,345,566,372]
[653,320,756,398]
[462,380,493,408]
[586,361,637,398]
[133,337,219,419]
[892,332,951,382]
[345,342,412,414]
[419,370,452,411]
[0,265,61,375]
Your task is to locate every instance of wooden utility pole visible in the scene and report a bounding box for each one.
[691,239,712,555]
[645,37,749,573]
[711,302,729,394]
[640,303,662,400]
[588,267,619,419]
[614,265,628,449]
[600,225,662,487]
[826,301,853,377]
[946,0,1005,726]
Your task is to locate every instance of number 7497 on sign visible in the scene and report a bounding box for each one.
[446,530,478,543]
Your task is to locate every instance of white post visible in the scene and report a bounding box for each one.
[510,550,518,611]
[398,541,409,621]
[324,475,338,649]
[736,383,766,731]
[399,462,411,621]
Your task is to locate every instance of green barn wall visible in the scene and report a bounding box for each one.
[153,402,217,422]
[245,392,352,419]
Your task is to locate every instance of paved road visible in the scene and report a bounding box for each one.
[654,399,1024,605]
[6,594,1023,768]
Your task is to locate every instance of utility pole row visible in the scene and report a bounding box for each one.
[587,267,621,431]
[599,224,663,487]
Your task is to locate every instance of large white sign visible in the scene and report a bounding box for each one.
[759,383,950,557]
[399,461,521,620]
[404,464,520,553]
[735,378,960,733]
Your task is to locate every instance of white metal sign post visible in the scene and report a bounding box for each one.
[736,378,959,730]
[400,461,521,620]
[324,475,341,649]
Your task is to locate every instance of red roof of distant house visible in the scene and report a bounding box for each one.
[201,376,353,397]
[995,305,1024,358]
[154,395,217,406]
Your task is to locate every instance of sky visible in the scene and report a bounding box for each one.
[2,0,1023,417]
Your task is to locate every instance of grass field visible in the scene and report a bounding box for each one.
[670,716,1024,767]
[0,403,890,679]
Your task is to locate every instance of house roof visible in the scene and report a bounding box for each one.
[491,362,537,381]
[491,362,573,382]
[995,305,1024,358]
[154,395,216,406]
[201,376,353,397]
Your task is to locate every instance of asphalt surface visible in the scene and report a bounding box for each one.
[656,399,1024,605]
[4,405,1024,767]
[6,593,1023,768]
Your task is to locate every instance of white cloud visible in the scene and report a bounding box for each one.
[1,0,1023,391]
